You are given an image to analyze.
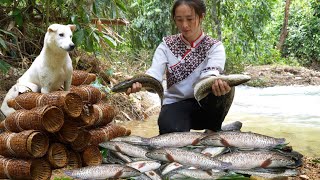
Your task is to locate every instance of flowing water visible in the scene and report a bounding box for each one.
[119,86,320,157]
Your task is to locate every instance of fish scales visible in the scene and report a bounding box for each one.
[144,132,207,148]
[194,74,251,101]
[126,160,161,173]
[233,169,299,179]
[146,148,231,170]
[175,168,227,179]
[111,74,164,104]
[64,164,141,179]
[200,131,286,149]
[99,141,150,160]
[214,151,296,170]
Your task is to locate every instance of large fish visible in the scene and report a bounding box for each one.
[172,168,227,180]
[200,131,286,149]
[146,148,231,170]
[64,164,141,179]
[193,74,251,101]
[99,141,150,160]
[111,74,163,104]
[126,160,161,173]
[142,132,207,148]
[214,150,296,169]
[232,168,299,179]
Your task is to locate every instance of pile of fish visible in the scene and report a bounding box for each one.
[64,121,302,180]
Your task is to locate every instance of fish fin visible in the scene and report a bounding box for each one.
[206,170,213,176]
[114,170,123,178]
[166,154,175,162]
[115,145,123,153]
[260,158,272,168]
[220,138,231,147]
[191,138,201,146]
[138,162,146,169]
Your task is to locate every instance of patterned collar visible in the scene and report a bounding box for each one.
[180,32,205,48]
[164,34,220,88]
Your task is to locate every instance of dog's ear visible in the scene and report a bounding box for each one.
[48,24,60,32]
[68,24,77,32]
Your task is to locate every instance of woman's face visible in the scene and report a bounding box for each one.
[174,4,203,42]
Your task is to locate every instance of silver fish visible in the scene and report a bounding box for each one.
[214,150,296,169]
[194,74,251,101]
[146,148,231,170]
[200,131,286,149]
[144,170,162,180]
[64,164,141,179]
[126,160,161,173]
[143,132,207,148]
[174,168,227,179]
[201,147,228,157]
[233,168,299,179]
[161,162,184,175]
[111,135,148,145]
[99,141,150,160]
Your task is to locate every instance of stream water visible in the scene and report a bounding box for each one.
[119,85,320,157]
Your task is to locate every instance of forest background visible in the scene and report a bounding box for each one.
[0,0,319,77]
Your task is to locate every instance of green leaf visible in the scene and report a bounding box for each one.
[73,29,85,46]
[0,60,11,74]
[115,0,127,12]
[0,36,7,49]
[102,35,117,48]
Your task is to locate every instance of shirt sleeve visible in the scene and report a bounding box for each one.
[145,42,168,82]
[199,42,226,79]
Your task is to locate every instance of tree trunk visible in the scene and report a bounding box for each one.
[212,0,222,41]
[277,0,291,51]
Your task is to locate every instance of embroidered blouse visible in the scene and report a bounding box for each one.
[146,32,226,105]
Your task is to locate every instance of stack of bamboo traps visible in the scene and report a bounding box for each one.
[0,70,131,180]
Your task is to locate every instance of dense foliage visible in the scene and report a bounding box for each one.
[0,0,319,74]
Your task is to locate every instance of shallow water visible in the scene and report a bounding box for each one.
[120,86,320,157]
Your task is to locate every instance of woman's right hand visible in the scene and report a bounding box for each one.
[126,82,142,95]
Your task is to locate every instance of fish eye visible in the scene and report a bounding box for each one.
[59,33,64,37]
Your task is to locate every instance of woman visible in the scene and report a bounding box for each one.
[127,0,234,134]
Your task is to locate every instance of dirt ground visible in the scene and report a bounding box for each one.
[1,65,319,179]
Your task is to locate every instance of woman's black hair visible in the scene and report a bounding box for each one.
[172,0,206,19]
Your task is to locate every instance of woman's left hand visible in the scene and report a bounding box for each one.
[211,79,231,96]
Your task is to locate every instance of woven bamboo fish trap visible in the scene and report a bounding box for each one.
[7,91,83,118]
[46,143,68,169]
[71,129,91,151]
[1,105,64,133]
[56,120,79,143]
[72,70,97,86]
[89,103,116,128]
[0,157,51,180]
[0,130,49,158]
[70,85,106,104]
[67,150,82,169]
[38,91,83,118]
[78,104,95,126]
[7,92,42,110]
[89,124,131,145]
[81,145,102,167]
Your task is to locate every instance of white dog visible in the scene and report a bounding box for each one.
[0,24,76,117]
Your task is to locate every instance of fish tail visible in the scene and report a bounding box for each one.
[277,138,286,145]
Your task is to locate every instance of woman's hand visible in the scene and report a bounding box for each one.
[211,79,231,96]
[126,82,142,95]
